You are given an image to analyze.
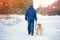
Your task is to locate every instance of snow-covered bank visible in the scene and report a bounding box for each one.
[0,14,60,40]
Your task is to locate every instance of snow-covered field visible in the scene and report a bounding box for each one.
[0,14,60,40]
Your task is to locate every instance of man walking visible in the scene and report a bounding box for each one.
[25,5,37,36]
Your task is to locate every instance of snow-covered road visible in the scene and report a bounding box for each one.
[0,14,60,40]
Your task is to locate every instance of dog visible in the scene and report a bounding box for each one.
[36,23,43,36]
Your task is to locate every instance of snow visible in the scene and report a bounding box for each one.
[0,14,60,40]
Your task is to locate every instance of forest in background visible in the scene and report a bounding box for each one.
[0,0,32,15]
[37,0,60,15]
[0,0,60,16]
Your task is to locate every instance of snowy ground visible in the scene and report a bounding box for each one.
[0,14,60,40]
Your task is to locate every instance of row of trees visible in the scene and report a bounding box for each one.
[37,0,60,16]
[0,0,32,15]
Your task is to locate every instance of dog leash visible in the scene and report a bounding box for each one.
[34,20,37,31]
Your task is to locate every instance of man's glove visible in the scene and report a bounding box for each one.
[35,18,37,21]
[25,18,27,21]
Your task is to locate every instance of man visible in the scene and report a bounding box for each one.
[25,5,37,36]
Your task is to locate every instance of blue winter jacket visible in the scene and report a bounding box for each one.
[25,5,37,21]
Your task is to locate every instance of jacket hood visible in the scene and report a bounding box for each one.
[29,5,33,9]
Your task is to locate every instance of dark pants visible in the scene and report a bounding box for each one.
[28,20,34,34]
